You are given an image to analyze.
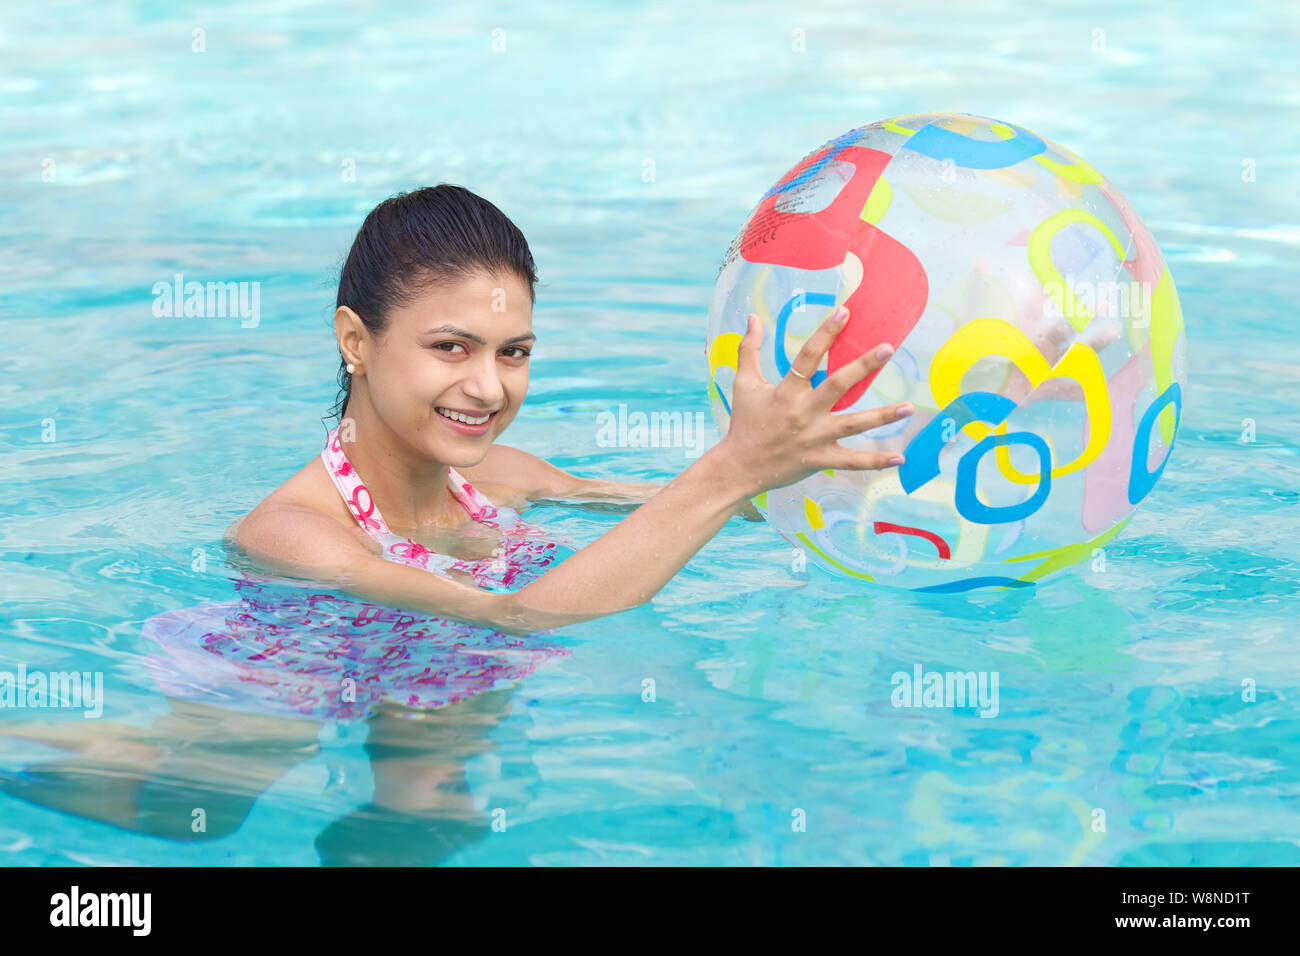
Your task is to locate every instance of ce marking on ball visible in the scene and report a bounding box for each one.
[742,230,781,255]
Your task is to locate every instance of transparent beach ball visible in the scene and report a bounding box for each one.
[705,112,1187,594]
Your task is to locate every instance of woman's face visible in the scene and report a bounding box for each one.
[361,269,534,466]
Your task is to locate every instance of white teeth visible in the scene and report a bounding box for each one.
[437,407,492,425]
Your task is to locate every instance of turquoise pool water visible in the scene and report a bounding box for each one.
[2,0,1298,865]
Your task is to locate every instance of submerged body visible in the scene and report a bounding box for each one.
[151,424,580,723]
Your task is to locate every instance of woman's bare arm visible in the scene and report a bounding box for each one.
[229,452,755,636]
[231,306,910,636]
[531,477,667,513]
[536,477,763,520]
[482,444,760,518]
[504,309,910,630]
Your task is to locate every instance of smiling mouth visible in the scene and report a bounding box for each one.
[436,406,496,426]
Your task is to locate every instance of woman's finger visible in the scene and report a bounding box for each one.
[814,340,896,410]
[734,313,765,385]
[822,445,906,472]
[781,305,848,388]
[824,401,914,439]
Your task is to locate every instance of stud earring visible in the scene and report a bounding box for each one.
[346,363,355,374]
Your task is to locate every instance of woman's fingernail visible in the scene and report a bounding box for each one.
[888,455,905,466]
[874,344,894,360]
[895,404,913,419]
[830,306,848,324]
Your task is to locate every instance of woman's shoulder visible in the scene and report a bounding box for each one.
[456,444,580,509]
[223,456,374,559]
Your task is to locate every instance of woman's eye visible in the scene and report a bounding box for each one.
[430,342,529,358]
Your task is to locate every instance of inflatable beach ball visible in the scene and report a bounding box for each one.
[705,113,1186,594]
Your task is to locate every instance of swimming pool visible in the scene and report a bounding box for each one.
[2,0,1298,865]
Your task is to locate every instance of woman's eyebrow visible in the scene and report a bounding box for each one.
[423,324,537,345]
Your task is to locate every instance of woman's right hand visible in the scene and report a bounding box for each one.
[713,305,915,499]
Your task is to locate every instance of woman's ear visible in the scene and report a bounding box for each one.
[334,306,366,371]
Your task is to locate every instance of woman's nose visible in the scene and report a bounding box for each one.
[459,359,506,407]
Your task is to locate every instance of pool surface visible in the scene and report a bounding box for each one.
[2,0,1298,865]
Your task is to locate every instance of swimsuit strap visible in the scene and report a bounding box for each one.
[320,426,518,571]
[445,465,507,528]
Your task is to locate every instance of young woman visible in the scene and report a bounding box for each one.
[0,185,914,863]
[226,184,914,635]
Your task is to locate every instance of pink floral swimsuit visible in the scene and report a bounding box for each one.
[142,427,572,722]
[318,425,558,590]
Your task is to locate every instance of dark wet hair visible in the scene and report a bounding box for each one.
[325,184,538,424]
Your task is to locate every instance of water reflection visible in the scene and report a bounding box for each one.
[0,575,568,866]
